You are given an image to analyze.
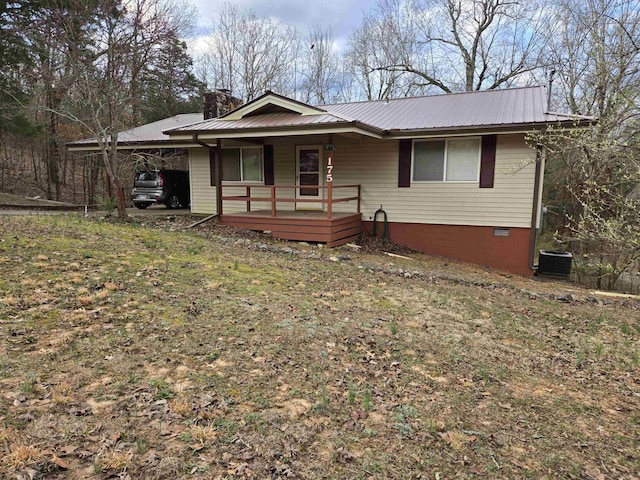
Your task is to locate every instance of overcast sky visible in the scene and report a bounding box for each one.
[189,0,377,51]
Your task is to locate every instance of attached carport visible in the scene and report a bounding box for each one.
[66,114,204,208]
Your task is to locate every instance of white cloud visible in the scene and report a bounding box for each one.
[184,32,213,57]
[185,0,376,82]
[191,0,374,38]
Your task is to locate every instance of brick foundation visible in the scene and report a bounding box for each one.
[363,221,533,276]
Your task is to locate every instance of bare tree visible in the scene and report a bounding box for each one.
[23,0,97,201]
[126,0,197,123]
[200,2,298,101]
[298,26,342,104]
[345,1,418,100]
[536,0,640,289]
[330,62,360,103]
[548,0,640,119]
[349,0,551,95]
[55,0,196,217]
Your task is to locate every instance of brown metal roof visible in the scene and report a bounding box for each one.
[67,87,592,151]
[323,86,575,131]
[165,86,589,138]
[170,112,357,133]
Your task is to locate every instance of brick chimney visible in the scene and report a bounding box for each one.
[203,89,243,119]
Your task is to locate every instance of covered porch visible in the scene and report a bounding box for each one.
[162,91,385,247]
[219,183,362,247]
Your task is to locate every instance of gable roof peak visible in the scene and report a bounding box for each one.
[218,91,327,121]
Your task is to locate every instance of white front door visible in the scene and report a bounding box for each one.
[295,145,324,210]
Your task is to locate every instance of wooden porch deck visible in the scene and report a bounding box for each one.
[220,210,363,247]
[219,184,362,247]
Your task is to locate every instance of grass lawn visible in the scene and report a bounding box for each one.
[0,215,638,479]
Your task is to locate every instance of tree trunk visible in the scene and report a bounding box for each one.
[104,168,112,201]
[100,146,127,218]
[596,252,604,289]
[45,89,62,200]
[0,136,6,191]
[89,155,99,205]
[114,180,127,217]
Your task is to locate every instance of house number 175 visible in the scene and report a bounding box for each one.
[327,154,333,183]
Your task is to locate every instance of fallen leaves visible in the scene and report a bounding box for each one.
[439,431,477,451]
[66,404,92,416]
[1,215,639,479]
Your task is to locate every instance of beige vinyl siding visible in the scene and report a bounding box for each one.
[189,147,279,214]
[272,138,296,210]
[189,139,302,215]
[189,133,536,227]
[189,148,215,214]
[330,133,535,228]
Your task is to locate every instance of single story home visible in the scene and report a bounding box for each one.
[69,87,591,276]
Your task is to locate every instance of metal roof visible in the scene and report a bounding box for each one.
[68,87,592,151]
[170,112,357,133]
[323,86,566,131]
[67,113,203,149]
[166,86,588,137]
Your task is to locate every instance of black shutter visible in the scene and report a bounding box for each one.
[398,139,412,188]
[209,150,217,186]
[263,145,274,185]
[480,135,497,188]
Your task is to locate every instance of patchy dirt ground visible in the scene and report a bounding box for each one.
[0,214,638,479]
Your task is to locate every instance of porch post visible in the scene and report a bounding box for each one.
[326,145,334,219]
[216,138,223,215]
[270,186,276,217]
[327,180,333,219]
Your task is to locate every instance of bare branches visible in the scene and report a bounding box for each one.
[40,0,199,216]
[548,0,640,118]
[193,0,550,100]
[299,26,341,104]
[345,0,421,99]
[346,0,550,95]
[371,64,452,93]
[199,2,298,102]
[528,0,640,289]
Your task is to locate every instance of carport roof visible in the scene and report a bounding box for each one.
[67,113,203,151]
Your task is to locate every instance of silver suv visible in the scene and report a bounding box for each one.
[131,169,190,209]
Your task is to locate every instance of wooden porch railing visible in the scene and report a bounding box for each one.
[221,183,361,220]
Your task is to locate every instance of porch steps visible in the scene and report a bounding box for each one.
[220,212,362,248]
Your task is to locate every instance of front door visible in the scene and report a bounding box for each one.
[295,145,323,210]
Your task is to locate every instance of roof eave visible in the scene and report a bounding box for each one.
[386,119,594,138]
[170,121,386,139]
[66,139,197,152]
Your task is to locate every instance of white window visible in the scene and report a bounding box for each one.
[413,138,480,182]
[222,147,263,182]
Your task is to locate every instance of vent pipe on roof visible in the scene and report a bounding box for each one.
[546,69,556,112]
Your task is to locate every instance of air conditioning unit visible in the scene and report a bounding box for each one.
[538,250,573,276]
